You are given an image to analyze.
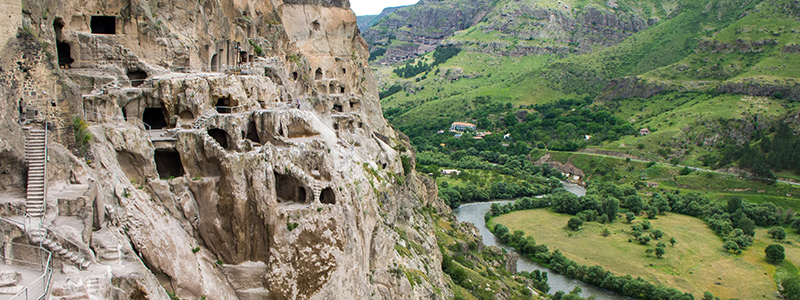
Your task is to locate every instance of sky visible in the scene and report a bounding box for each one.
[350,0,419,16]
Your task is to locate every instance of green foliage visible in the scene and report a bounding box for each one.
[191,247,200,253]
[655,247,665,259]
[626,212,636,223]
[286,222,299,231]
[248,39,263,55]
[769,227,787,240]
[400,155,412,176]
[782,277,800,300]
[765,244,785,263]
[369,48,386,61]
[567,217,583,231]
[72,117,93,155]
[379,84,403,99]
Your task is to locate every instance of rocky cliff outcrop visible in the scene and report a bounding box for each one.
[0,0,455,299]
[362,0,494,63]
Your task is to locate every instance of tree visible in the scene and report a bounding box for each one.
[647,206,659,219]
[679,167,692,175]
[727,197,743,213]
[651,229,664,240]
[723,240,740,254]
[601,227,611,237]
[655,247,665,258]
[645,248,654,257]
[637,236,651,245]
[739,217,756,236]
[769,227,787,240]
[641,220,651,231]
[626,212,636,223]
[568,217,583,231]
[670,237,677,247]
[766,244,785,264]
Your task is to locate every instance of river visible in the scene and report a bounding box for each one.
[453,182,628,299]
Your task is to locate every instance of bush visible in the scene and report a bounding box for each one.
[766,244,785,264]
[567,217,583,231]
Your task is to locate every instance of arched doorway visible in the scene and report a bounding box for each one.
[210,54,219,72]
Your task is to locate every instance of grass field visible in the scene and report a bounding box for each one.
[490,209,800,299]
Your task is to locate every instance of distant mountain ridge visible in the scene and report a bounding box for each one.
[357,6,408,32]
[363,0,676,63]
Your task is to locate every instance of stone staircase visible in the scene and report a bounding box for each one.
[24,127,92,269]
[86,277,101,297]
[38,236,91,269]
[193,109,217,129]
[25,127,47,219]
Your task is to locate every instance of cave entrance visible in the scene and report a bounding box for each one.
[128,69,148,87]
[333,104,343,113]
[210,54,219,72]
[315,68,323,80]
[208,129,230,149]
[246,121,261,144]
[142,107,167,129]
[54,18,73,68]
[292,71,299,81]
[240,52,248,63]
[320,187,335,204]
[154,150,184,179]
[90,16,116,35]
[329,83,335,94]
[349,100,359,109]
[274,172,307,204]
[216,96,234,113]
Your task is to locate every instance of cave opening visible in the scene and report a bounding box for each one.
[208,129,230,149]
[312,20,321,31]
[333,104,343,113]
[90,16,116,34]
[216,96,234,113]
[154,150,184,179]
[128,69,148,87]
[54,19,73,68]
[274,172,307,204]
[292,71,299,81]
[246,121,261,144]
[315,68,323,80]
[142,107,167,129]
[329,83,335,94]
[342,67,346,74]
[340,86,346,94]
[320,187,335,204]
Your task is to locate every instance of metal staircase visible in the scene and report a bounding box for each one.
[193,109,217,129]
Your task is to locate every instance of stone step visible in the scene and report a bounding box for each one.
[80,260,91,269]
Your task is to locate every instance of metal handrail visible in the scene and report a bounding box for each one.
[42,122,47,232]
[3,205,87,263]
[1,240,53,300]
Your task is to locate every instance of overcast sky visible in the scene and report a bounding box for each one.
[350,0,419,16]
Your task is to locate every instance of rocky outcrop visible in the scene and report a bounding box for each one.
[0,0,452,299]
[597,76,685,101]
[717,78,800,102]
[362,0,494,63]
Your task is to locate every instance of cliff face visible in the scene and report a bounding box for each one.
[362,0,494,63]
[0,0,452,299]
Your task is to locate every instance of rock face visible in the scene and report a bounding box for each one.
[0,0,450,299]
[362,0,495,63]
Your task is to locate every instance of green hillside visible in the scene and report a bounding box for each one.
[377,0,800,179]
